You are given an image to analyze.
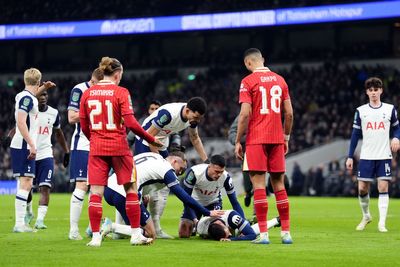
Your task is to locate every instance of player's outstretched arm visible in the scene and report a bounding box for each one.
[36,81,56,96]
[188,127,208,162]
[123,114,159,145]
[169,183,214,217]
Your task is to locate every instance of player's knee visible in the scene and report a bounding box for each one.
[76,181,88,192]
[19,177,33,190]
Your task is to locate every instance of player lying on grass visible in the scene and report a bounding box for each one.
[98,151,224,240]
[100,210,280,242]
[196,210,280,241]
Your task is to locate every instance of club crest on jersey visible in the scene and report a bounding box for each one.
[158,114,169,124]
[72,92,80,102]
[23,97,31,106]
[366,121,385,130]
[186,171,195,184]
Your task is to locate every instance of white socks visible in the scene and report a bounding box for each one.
[358,194,371,218]
[37,205,48,221]
[115,210,125,225]
[378,193,389,226]
[70,188,86,232]
[15,189,29,226]
[149,188,169,233]
[251,218,279,235]
[113,222,131,236]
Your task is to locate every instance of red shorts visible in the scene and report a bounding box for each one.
[88,155,136,186]
[243,144,285,172]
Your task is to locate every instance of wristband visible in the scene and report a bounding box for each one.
[284,134,290,141]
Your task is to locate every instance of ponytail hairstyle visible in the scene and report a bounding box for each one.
[99,57,122,76]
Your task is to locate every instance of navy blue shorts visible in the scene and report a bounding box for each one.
[181,201,223,220]
[34,157,54,188]
[358,159,392,182]
[134,141,168,158]
[69,150,89,182]
[10,148,35,178]
[104,187,151,227]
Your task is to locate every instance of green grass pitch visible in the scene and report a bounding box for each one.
[0,194,399,267]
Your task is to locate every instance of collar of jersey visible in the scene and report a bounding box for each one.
[180,105,187,123]
[98,79,115,85]
[23,89,36,97]
[205,167,213,181]
[368,102,382,109]
[254,67,270,72]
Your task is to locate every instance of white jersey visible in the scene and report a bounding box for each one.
[107,152,177,197]
[68,81,90,151]
[36,106,60,161]
[197,210,246,236]
[353,102,399,160]
[11,90,39,150]
[137,103,191,150]
[183,164,234,206]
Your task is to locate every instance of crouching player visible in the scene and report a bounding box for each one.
[179,155,245,238]
[101,151,224,240]
[197,210,280,241]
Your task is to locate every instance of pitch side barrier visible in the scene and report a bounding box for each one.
[1,1,400,40]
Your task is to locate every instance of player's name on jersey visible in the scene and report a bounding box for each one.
[260,76,277,82]
[90,90,114,96]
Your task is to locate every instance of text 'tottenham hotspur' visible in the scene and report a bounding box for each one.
[90,90,114,96]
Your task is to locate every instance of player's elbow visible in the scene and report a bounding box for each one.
[285,111,294,122]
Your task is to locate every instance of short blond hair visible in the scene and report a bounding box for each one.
[24,68,42,86]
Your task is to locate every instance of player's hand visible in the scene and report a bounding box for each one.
[150,137,163,148]
[235,143,243,161]
[346,158,353,170]
[209,210,225,217]
[63,152,70,168]
[41,81,56,90]
[284,141,289,155]
[391,137,399,153]
[27,145,36,160]
[220,238,231,242]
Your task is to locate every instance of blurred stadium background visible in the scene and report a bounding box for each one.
[1,0,400,198]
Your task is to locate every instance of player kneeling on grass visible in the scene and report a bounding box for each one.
[197,210,280,241]
[99,151,224,240]
[178,155,245,238]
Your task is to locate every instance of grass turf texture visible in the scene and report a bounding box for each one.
[0,194,399,267]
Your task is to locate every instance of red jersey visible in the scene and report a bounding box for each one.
[79,80,134,156]
[239,67,290,145]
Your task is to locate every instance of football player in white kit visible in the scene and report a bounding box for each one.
[10,68,55,232]
[134,97,209,239]
[196,210,280,241]
[178,155,245,238]
[101,151,223,241]
[28,91,69,229]
[67,68,104,240]
[346,77,400,232]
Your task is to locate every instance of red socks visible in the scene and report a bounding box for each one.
[275,189,290,231]
[88,194,102,233]
[126,193,140,228]
[254,188,268,233]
